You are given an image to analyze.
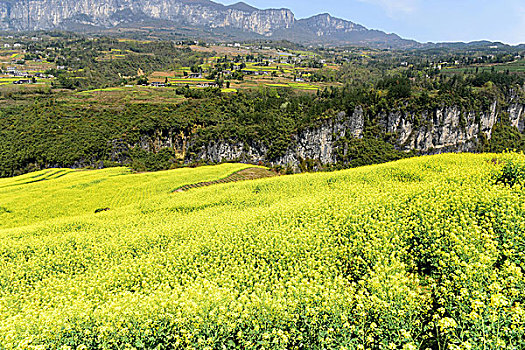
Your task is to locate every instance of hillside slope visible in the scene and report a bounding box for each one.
[1,93,522,177]
[1,153,525,349]
[0,163,254,228]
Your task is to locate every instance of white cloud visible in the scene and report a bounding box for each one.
[357,0,419,17]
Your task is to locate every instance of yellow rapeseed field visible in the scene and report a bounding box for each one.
[0,163,253,229]
[0,154,524,350]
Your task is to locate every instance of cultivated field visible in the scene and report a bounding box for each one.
[1,154,524,349]
[443,60,525,74]
[0,164,253,228]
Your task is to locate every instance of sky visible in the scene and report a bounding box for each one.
[215,0,525,45]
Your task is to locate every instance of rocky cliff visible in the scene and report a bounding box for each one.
[296,13,367,36]
[0,0,415,47]
[124,101,524,170]
[0,0,293,34]
[382,102,499,153]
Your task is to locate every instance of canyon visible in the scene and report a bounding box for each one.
[116,100,525,170]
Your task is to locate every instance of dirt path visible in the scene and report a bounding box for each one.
[172,168,278,192]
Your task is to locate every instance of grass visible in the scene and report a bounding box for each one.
[169,78,215,83]
[265,82,320,90]
[288,82,320,90]
[78,87,128,93]
[242,66,279,71]
[443,60,525,74]
[1,153,524,349]
[68,86,187,105]
[265,83,288,87]
[221,88,238,93]
[0,78,21,83]
[0,77,54,86]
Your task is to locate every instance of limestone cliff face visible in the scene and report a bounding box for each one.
[180,102,524,168]
[140,1,294,35]
[105,98,524,170]
[509,103,525,132]
[0,0,293,33]
[180,108,364,167]
[295,13,366,37]
[0,0,406,46]
[383,102,499,153]
[191,140,268,163]
[277,108,364,166]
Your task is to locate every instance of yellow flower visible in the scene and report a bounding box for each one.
[437,317,457,333]
[402,343,417,350]
[461,341,472,350]
[490,294,509,308]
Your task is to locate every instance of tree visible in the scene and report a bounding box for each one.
[137,76,148,85]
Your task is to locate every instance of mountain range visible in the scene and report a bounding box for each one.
[0,0,418,47]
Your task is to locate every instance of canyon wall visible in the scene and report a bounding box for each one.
[118,101,525,169]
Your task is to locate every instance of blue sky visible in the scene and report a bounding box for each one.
[215,0,525,45]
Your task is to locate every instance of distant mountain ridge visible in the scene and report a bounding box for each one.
[0,0,418,47]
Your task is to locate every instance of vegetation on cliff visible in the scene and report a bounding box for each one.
[0,75,523,177]
[0,33,524,176]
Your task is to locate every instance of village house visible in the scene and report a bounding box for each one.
[150,82,166,87]
[196,82,217,88]
[187,73,202,79]
[13,79,32,84]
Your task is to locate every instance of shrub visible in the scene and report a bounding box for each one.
[493,154,525,187]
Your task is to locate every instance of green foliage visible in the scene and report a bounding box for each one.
[41,36,212,90]
[493,153,525,187]
[378,76,412,99]
[469,71,524,89]
[1,80,523,178]
[129,148,180,172]
[136,76,148,85]
[336,135,412,168]
[2,33,525,178]
[479,123,525,153]
[334,123,414,168]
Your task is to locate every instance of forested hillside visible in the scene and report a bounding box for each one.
[0,73,523,177]
[0,33,524,176]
